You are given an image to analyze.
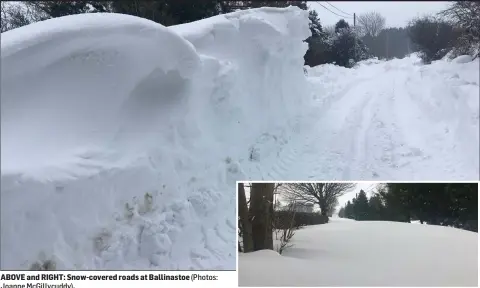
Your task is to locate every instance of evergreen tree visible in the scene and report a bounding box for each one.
[329,19,370,67]
[354,190,370,220]
[381,183,477,231]
[334,19,349,33]
[344,200,354,219]
[304,10,329,67]
[368,194,384,220]
[338,183,477,232]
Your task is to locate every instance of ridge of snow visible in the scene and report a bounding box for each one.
[1,7,310,269]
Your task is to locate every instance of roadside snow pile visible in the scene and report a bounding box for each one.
[1,7,310,269]
[239,218,478,286]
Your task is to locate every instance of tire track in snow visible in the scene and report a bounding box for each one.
[255,76,374,181]
[259,60,478,181]
[356,70,429,180]
[260,79,378,181]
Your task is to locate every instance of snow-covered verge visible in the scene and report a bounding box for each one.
[1,7,310,269]
[239,217,478,286]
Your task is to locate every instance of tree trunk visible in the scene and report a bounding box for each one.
[238,183,253,252]
[319,202,327,216]
[250,183,274,251]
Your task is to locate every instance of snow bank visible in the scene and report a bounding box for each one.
[170,7,311,156]
[1,13,199,178]
[239,218,478,286]
[1,7,311,269]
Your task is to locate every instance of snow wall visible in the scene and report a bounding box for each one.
[0,7,311,269]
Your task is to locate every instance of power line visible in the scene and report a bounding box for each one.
[316,2,353,19]
[325,1,353,17]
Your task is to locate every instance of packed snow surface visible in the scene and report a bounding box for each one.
[299,55,479,180]
[239,218,478,286]
[1,6,479,270]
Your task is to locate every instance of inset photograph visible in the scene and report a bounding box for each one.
[238,182,478,287]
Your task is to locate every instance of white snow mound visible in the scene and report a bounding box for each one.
[239,218,478,286]
[1,7,311,269]
[452,55,474,64]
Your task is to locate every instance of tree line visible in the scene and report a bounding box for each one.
[1,1,371,68]
[338,183,478,232]
[304,12,370,68]
[0,1,306,31]
[2,1,477,67]
[407,1,479,63]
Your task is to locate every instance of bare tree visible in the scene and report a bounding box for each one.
[439,1,480,58]
[281,183,356,216]
[326,197,339,217]
[1,2,8,32]
[1,2,33,32]
[357,11,386,37]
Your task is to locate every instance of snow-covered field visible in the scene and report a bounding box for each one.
[1,6,479,270]
[239,218,478,286]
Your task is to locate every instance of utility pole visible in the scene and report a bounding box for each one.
[386,32,389,59]
[353,13,356,63]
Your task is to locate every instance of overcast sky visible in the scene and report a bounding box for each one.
[308,1,451,28]
[336,182,379,208]
[243,182,382,214]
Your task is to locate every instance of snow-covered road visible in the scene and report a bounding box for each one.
[239,218,478,286]
[252,56,479,181]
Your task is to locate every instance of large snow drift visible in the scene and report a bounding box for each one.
[1,8,310,269]
[239,218,478,286]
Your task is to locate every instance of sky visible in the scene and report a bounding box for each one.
[308,1,451,29]
[243,182,383,213]
[5,1,450,29]
[336,182,378,209]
